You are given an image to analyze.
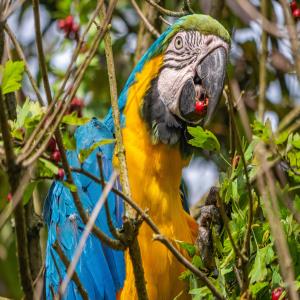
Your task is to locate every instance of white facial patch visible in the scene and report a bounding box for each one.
[157,31,229,119]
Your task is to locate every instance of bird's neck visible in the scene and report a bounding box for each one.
[119,55,191,220]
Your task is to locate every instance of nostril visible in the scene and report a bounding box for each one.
[193,74,202,85]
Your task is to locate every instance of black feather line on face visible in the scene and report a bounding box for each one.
[141,77,194,157]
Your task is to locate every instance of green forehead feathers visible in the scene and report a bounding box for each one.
[151,14,230,58]
[169,14,230,44]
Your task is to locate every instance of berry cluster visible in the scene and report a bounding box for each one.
[47,138,65,180]
[271,287,286,300]
[58,15,80,41]
[290,1,300,19]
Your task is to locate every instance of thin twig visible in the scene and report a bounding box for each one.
[258,0,267,121]
[18,0,105,158]
[256,143,299,300]
[52,241,88,300]
[183,0,195,14]
[4,24,44,106]
[96,153,120,239]
[0,86,33,299]
[32,0,52,105]
[233,0,285,38]
[0,165,34,229]
[145,0,188,17]
[131,0,160,38]
[58,172,118,298]
[224,89,254,260]
[279,0,300,81]
[69,166,224,299]
[217,193,248,262]
[18,2,115,166]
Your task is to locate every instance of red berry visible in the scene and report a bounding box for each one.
[71,97,84,107]
[272,288,285,300]
[290,0,298,12]
[56,168,65,180]
[65,15,74,29]
[51,150,61,162]
[7,193,12,202]
[47,138,57,152]
[195,101,205,114]
[72,23,80,34]
[58,19,66,30]
[293,8,300,17]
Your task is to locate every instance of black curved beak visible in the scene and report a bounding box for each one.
[196,47,227,126]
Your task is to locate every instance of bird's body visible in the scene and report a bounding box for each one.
[119,54,198,299]
[44,14,230,300]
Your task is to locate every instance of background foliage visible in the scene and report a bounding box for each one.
[0,0,300,299]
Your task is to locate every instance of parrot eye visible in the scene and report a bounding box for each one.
[174,36,183,50]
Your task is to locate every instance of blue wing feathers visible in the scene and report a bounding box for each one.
[44,118,125,300]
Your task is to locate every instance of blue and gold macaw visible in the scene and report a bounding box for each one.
[44,14,230,300]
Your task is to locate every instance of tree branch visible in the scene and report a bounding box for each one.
[52,241,88,300]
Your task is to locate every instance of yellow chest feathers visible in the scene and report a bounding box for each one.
[114,55,191,220]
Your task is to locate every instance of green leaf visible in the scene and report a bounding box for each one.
[249,282,268,296]
[249,246,269,283]
[78,139,115,163]
[292,133,300,149]
[187,126,220,152]
[191,255,203,269]
[189,286,212,300]
[23,181,39,206]
[275,131,289,145]
[62,112,90,126]
[63,181,77,192]
[38,158,59,175]
[175,240,196,257]
[1,60,25,94]
[62,130,76,150]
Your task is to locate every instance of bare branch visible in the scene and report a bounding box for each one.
[4,24,44,105]
[58,172,118,298]
[131,0,160,38]
[52,241,88,300]
[145,0,188,17]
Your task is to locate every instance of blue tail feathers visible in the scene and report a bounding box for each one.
[44,118,125,300]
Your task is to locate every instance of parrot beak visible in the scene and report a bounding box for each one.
[196,47,227,126]
[178,47,227,125]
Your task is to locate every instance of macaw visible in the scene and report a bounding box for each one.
[44,14,230,300]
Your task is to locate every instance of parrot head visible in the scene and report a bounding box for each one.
[110,14,230,147]
[140,14,230,146]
